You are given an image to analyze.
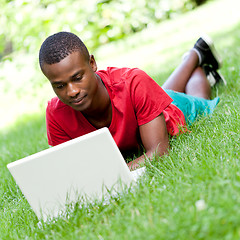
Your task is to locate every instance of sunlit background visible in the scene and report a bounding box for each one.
[0,0,240,129]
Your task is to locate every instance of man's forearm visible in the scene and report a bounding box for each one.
[127,147,169,171]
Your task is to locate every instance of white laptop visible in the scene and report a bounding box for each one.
[7,127,145,221]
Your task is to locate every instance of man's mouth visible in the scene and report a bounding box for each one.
[70,95,87,105]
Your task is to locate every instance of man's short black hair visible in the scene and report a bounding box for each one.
[39,31,90,68]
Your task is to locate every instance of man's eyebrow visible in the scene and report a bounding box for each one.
[51,81,63,86]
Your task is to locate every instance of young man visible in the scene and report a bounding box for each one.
[39,32,224,170]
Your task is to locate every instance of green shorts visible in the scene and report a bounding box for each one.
[164,89,220,125]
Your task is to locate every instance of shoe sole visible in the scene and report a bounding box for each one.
[203,64,227,86]
[211,69,227,85]
[200,34,223,69]
[218,71,227,85]
[207,72,216,87]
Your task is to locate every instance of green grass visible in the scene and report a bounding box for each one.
[1,0,240,239]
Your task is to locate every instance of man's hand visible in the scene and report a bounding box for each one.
[128,113,169,170]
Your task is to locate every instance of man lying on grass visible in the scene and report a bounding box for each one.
[39,32,225,170]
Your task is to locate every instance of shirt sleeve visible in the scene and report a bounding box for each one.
[46,102,71,146]
[128,68,173,126]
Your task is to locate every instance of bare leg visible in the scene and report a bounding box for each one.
[185,67,211,99]
[162,50,211,99]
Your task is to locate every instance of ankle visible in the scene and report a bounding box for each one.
[191,48,202,65]
[182,49,200,66]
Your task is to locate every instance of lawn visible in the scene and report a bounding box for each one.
[1,0,240,239]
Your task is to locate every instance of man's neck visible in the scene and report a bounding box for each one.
[82,75,112,128]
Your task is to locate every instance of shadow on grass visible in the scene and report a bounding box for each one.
[1,112,49,205]
[1,111,48,166]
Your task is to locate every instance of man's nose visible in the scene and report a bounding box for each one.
[67,83,80,97]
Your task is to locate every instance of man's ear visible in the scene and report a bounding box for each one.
[89,55,97,72]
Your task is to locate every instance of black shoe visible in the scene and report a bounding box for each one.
[203,65,227,86]
[194,35,222,70]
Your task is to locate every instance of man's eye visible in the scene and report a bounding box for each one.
[75,76,83,81]
[56,84,65,89]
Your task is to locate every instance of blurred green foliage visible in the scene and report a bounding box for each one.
[0,0,206,56]
[0,0,207,101]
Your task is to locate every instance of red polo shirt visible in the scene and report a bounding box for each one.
[46,67,186,152]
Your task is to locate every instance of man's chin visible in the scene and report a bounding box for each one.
[70,101,90,112]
